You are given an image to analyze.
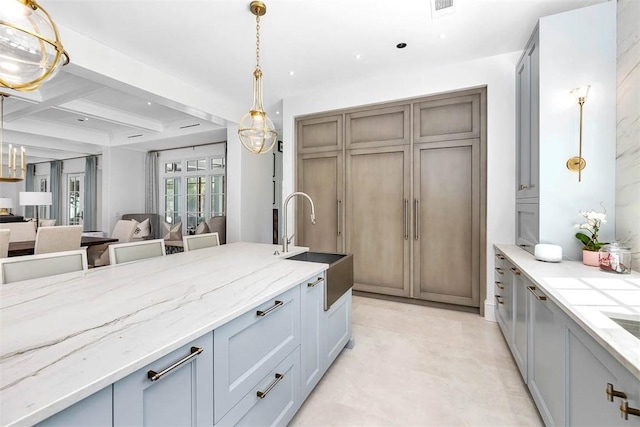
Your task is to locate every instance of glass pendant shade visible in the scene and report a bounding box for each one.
[0,0,69,91]
[238,68,277,154]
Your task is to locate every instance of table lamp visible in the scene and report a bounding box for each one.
[0,198,14,215]
[19,191,52,230]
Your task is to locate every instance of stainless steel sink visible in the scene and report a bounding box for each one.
[606,314,640,339]
[286,251,353,311]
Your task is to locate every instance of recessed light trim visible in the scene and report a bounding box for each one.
[396,42,407,49]
[289,71,295,76]
[354,54,362,60]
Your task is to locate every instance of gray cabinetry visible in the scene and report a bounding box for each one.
[511,267,528,380]
[323,290,352,368]
[113,332,214,427]
[301,274,325,400]
[36,386,113,427]
[515,202,539,251]
[494,253,512,339]
[527,284,566,426]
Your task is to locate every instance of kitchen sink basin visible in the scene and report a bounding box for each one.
[286,251,353,311]
[606,314,640,339]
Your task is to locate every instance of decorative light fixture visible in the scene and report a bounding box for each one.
[0,94,25,182]
[19,191,52,230]
[238,1,277,155]
[0,198,14,215]
[0,0,70,92]
[566,85,590,182]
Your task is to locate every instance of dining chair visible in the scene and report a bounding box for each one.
[0,229,10,258]
[108,239,166,266]
[34,225,83,255]
[182,232,220,252]
[0,249,88,285]
[89,220,138,267]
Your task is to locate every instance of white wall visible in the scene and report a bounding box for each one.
[282,51,520,320]
[616,0,640,271]
[100,147,145,233]
[538,2,617,260]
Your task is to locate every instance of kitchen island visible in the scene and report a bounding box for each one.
[0,243,348,427]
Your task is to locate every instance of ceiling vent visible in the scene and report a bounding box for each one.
[431,0,455,19]
[127,134,143,139]
[179,123,200,130]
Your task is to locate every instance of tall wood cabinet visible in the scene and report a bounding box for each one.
[296,88,486,309]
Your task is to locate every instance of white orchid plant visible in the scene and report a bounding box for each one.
[574,209,608,252]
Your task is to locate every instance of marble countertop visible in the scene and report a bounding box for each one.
[494,244,640,380]
[0,242,326,427]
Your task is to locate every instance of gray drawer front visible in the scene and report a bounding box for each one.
[214,286,300,422]
[516,202,539,253]
[217,348,300,427]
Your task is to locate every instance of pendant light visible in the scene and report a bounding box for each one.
[238,1,277,154]
[0,0,70,92]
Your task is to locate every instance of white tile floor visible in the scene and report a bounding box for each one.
[290,295,543,426]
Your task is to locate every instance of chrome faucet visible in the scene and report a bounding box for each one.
[282,192,316,252]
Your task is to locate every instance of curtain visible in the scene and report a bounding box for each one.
[50,160,63,223]
[145,151,159,236]
[84,155,98,231]
[24,163,36,218]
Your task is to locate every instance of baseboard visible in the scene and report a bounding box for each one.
[352,290,480,315]
[484,299,496,322]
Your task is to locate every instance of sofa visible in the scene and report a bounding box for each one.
[121,213,160,240]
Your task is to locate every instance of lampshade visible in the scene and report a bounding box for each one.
[0,0,70,92]
[19,191,52,206]
[0,198,14,209]
[571,86,590,102]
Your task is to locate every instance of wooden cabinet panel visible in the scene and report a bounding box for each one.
[113,332,214,427]
[296,153,342,253]
[346,146,410,297]
[413,93,480,143]
[346,104,409,149]
[413,141,480,306]
[296,114,343,153]
[37,386,112,427]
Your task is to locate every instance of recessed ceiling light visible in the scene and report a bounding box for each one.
[147,102,152,105]
[354,54,362,60]
[439,33,446,39]
[289,71,295,76]
[396,42,407,49]
[276,111,280,115]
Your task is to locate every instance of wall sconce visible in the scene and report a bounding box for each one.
[566,85,590,182]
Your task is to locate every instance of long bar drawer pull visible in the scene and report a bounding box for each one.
[621,400,640,420]
[527,286,547,301]
[147,346,203,381]
[308,277,324,288]
[606,383,627,402]
[257,373,284,399]
[495,295,504,305]
[495,268,505,275]
[495,281,504,290]
[256,300,284,317]
[496,253,505,260]
[509,267,521,276]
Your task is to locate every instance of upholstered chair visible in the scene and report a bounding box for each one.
[0,229,10,258]
[183,232,220,252]
[34,225,83,255]
[88,220,138,267]
[108,239,166,265]
[0,249,87,284]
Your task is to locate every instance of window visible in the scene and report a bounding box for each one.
[159,146,226,234]
[37,176,49,219]
[67,174,84,225]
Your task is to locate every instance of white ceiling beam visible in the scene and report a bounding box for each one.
[5,118,109,146]
[57,100,164,132]
[1,130,101,155]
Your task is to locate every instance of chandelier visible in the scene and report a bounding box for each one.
[0,94,25,182]
[0,0,70,92]
[238,1,277,155]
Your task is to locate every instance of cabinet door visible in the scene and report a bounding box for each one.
[495,264,513,339]
[296,114,343,154]
[345,104,410,150]
[511,268,528,381]
[296,152,343,253]
[300,274,325,400]
[36,386,112,427]
[516,202,539,254]
[516,30,539,199]
[567,323,640,427]
[113,332,214,427]
[413,140,480,307]
[323,290,352,368]
[346,145,410,296]
[413,92,481,144]
[528,286,565,427]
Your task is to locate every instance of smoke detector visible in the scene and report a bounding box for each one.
[431,0,455,19]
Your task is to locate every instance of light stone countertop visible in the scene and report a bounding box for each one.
[494,244,640,380]
[0,242,325,427]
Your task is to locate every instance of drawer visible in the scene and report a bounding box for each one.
[516,202,539,254]
[216,348,300,427]
[214,286,300,422]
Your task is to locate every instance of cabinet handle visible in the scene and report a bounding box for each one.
[509,267,521,276]
[495,295,504,305]
[404,199,408,240]
[337,200,341,236]
[606,383,628,402]
[495,268,505,275]
[256,300,284,317]
[147,346,203,382]
[307,277,324,288]
[621,400,640,420]
[518,244,530,248]
[414,199,419,240]
[496,253,505,260]
[495,281,504,290]
[257,373,284,399]
[519,185,529,190]
[527,286,547,301]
